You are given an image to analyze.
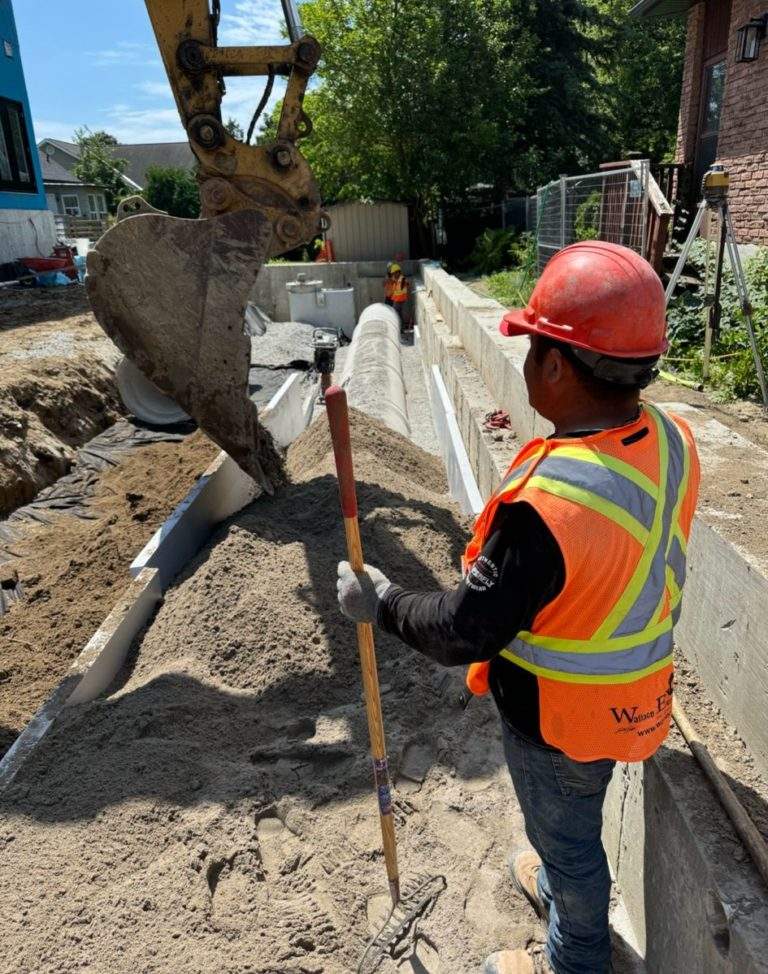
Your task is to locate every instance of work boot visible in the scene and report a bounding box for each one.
[482,949,553,973]
[482,951,534,974]
[510,850,549,922]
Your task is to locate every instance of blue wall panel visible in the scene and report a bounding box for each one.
[0,0,46,210]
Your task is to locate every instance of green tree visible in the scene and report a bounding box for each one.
[224,116,244,140]
[72,128,127,212]
[591,0,685,161]
[143,166,201,218]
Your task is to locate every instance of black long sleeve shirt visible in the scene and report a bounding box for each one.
[377,500,565,746]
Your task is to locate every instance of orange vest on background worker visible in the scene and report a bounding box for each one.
[391,274,408,303]
[464,402,700,764]
[384,263,409,303]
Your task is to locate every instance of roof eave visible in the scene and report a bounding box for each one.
[629,0,699,19]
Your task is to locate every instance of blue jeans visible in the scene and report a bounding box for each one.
[501,720,616,974]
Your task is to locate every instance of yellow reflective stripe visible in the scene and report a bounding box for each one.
[497,475,530,498]
[547,444,659,499]
[592,405,668,639]
[527,475,649,546]
[516,615,673,654]
[499,648,673,685]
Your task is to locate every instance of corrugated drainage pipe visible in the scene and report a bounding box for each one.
[341,303,410,438]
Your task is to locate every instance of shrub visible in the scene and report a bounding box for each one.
[573,190,601,242]
[470,228,518,275]
[665,240,768,401]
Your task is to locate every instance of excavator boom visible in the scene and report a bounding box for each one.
[86,0,326,492]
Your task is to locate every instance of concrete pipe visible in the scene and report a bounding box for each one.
[341,303,409,438]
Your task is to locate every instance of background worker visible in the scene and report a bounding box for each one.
[337,242,700,974]
[384,261,410,331]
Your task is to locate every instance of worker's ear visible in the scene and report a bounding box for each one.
[543,346,566,385]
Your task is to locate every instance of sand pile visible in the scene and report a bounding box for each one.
[0,412,538,973]
[0,431,218,758]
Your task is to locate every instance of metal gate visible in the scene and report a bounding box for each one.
[536,161,651,272]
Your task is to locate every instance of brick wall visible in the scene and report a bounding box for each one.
[716,0,768,244]
[675,0,768,244]
[675,3,706,165]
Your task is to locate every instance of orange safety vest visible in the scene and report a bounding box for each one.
[464,403,700,763]
[385,274,408,303]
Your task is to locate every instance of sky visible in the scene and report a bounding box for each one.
[15,0,291,145]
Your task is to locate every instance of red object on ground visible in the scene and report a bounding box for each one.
[483,409,511,430]
[500,241,667,358]
[21,246,78,280]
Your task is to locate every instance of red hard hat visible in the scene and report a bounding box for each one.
[500,241,667,358]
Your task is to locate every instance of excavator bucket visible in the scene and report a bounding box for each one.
[86,208,285,493]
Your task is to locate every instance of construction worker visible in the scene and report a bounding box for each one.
[337,242,700,974]
[384,261,410,331]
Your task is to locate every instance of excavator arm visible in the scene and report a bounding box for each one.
[86,0,327,492]
[145,0,325,253]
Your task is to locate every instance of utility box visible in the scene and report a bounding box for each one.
[285,273,356,339]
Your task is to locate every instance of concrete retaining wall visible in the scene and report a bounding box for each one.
[251,260,417,322]
[415,262,768,972]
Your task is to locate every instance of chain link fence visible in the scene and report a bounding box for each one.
[536,161,651,272]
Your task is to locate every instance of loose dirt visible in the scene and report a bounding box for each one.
[0,411,542,974]
[0,286,121,516]
[0,430,218,759]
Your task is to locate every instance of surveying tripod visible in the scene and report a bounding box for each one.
[665,165,768,408]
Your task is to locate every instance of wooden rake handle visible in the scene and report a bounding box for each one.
[325,386,400,906]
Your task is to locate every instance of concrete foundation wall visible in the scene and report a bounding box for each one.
[415,262,768,972]
[251,260,417,322]
[0,209,56,264]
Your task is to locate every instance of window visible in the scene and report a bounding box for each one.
[61,194,81,216]
[694,60,726,190]
[87,193,107,218]
[0,97,37,193]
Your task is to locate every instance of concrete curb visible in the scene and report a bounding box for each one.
[130,451,260,590]
[426,359,484,516]
[262,371,308,448]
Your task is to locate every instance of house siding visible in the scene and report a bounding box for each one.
[0,0,47,211]
[45,184,106,217]
[40,142,79,174]
[676,0,768,244]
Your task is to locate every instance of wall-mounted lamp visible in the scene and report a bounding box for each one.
[736,13,768,63]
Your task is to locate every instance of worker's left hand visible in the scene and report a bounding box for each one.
[336,561,392,624]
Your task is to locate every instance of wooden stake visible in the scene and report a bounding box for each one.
[325,386,400,906]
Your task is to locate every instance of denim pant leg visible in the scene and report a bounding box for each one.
[501,721,616,974]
